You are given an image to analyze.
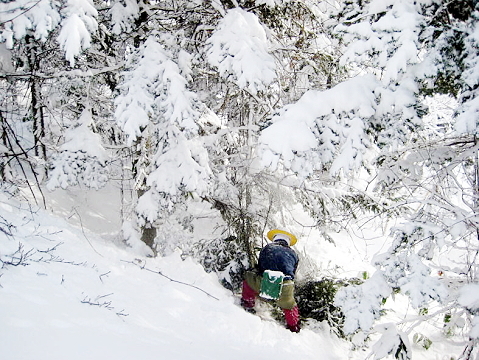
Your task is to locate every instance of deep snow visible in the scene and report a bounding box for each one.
[0,190,348,360]
[0,187,467,360]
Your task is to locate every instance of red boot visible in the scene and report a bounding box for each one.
[283,306,300,333]
[241,280,257,313]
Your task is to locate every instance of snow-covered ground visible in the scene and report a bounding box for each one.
[0,189,467,360]
[0,190,350,360]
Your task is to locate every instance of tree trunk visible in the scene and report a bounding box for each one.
[140,222,157,253]
[0,111,7,180]
[137,187,158,254]
[25,35,46,162]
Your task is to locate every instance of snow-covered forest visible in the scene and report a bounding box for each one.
[1,0,478,359]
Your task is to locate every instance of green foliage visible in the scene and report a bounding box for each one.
[190,236,249,291]
[444,313,451,323]
[295,277,351,337]
[419,308,429,316]
[413,333,432,350]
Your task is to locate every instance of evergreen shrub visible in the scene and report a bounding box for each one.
[295,277,359,337]
[191,236,249,291]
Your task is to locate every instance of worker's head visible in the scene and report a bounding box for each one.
[266,229,297,246]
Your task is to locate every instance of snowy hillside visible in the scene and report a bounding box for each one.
[1,188,470,360]
[1,0,478,359]
[0,192,349,360]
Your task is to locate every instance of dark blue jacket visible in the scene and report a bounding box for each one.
[258,240,299,280]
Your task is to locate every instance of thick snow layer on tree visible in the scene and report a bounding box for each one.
[206,8,276,94]
[147,138,211,196]
[259,75,377,176]
[57,0,98,66]
[109,0,139,35]
[458,284,479,311]
[334,272,391,335]
[0,0,61,47]
[47,109,109,190]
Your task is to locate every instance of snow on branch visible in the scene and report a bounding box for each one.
[47,108,109,190]
[148,136,211,196]
[374,252,448,310]
[458,284,479,340]
[135,131,211,222]
[109,0,139,35]
[259,75,378,177]
[115,36,199,146]
[206,7,277,94]
[57,0,98,66]
[334,272,391,335]
[0,0,61,47]
[455,18,479,135]
[372,323,411,360]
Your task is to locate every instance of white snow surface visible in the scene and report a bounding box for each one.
[0,192,346,360]
[0,188,468,360]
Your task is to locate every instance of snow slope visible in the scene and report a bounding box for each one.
[1,189,466,360]
[0,193,348,360]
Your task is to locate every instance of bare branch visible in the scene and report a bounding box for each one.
[121,259,220,301]
[81,293,129,317]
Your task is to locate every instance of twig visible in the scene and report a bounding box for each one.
[121,259,220,301]
[1,113,46,208]
[0,242,35,267]
[81,293,129,317]
[0,214,15,237]
[37,241,63,253]
[72,207,103,257]
[99,271,110,283]
[0,0,43,25]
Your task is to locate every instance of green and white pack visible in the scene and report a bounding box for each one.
[259,270,285,300]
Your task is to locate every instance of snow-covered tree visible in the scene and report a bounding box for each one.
[206,7,277,95]
[114,34,208,251]
[3,2,478,357]
[57,0,98,67]
[201,6,280,263]
[0,0,120,199]
[47,108,108,190]
[328,1,479,359]
[199,2,353,268]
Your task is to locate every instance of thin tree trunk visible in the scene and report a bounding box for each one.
[137,185,157,254]
[25,35,46,163]
[0,111,7,180]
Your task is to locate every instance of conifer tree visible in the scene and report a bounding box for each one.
[329,2,479,358]
[114,34,208,251]
[0,0,120,199]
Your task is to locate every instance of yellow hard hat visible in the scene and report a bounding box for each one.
[266,229,298,246]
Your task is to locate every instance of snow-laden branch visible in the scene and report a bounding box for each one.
[0,62,125,80]
[206,7,277,95]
